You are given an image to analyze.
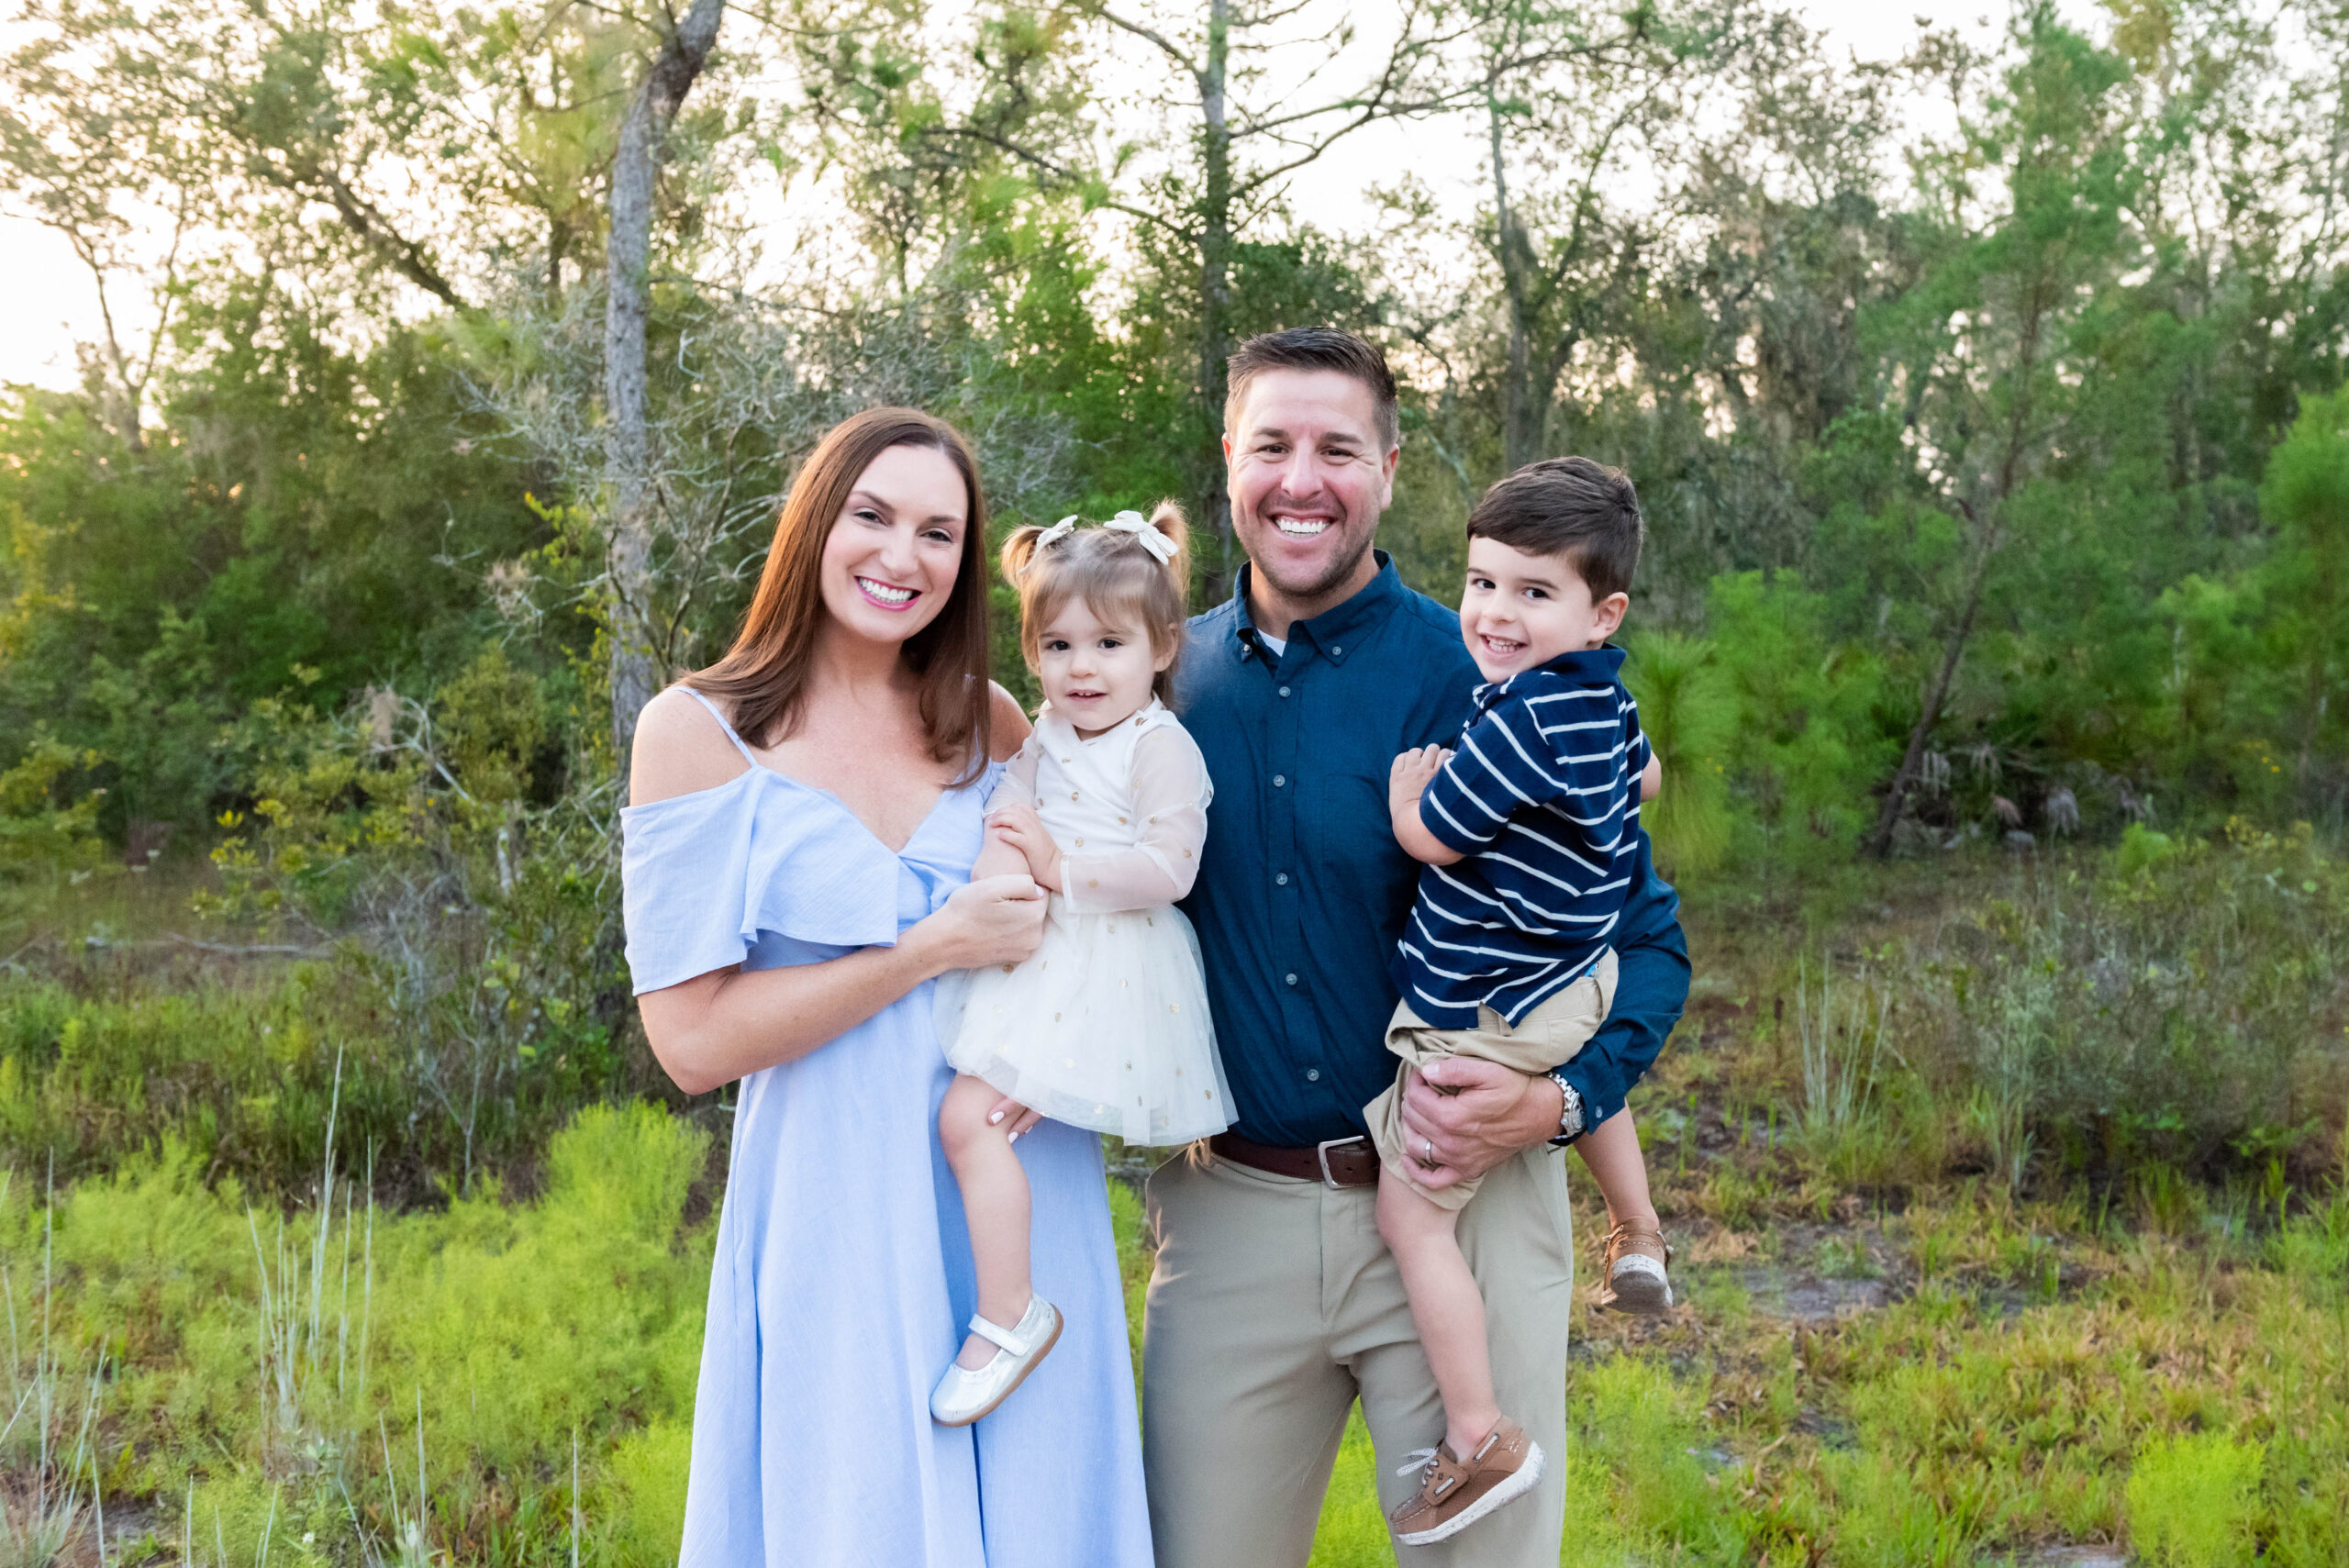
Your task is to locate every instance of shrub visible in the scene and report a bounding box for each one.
[1872,828,2349,1184]
[1704,571,1894,873]
[2126,1430,2264,1568]
[1623,630,1736,880]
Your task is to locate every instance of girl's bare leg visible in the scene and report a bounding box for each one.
[1376,1175,1502,1460]
[1574,1106,1659,1232]
[938,1073,1033,1369]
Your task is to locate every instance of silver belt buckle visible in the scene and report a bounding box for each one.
[1315,1136,1362,1189]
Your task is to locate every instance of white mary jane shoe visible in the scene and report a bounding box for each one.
[930,1296,1063,1427]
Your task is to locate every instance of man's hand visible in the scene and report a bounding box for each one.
[1396,1057,1564,1188]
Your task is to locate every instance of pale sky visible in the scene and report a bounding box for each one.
[0,2,2061,393]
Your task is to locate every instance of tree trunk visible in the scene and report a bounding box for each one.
[605,0,727,770]
[1867,262,2049,858]
[1195,0,1234,600]
[1865,519,1998,856]
[1490,96,1543,472]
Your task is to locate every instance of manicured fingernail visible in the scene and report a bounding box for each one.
[989,1111,1004,1125]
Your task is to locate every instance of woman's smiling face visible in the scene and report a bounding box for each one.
[817,442,971,646]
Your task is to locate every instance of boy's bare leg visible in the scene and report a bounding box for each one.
[938,1072,1034,1368]
[1375,1174,1501,1460]
[1574,1106,1659,1232]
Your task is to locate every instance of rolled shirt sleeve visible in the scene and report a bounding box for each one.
[1553,837,1688,1137]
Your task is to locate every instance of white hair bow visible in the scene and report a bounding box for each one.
[1019,516,1081,573]
[1101,509,1178,565]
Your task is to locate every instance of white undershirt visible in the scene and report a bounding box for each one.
[1255,631,1286,657]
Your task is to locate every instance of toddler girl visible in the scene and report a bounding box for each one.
[930,505,1230,1427]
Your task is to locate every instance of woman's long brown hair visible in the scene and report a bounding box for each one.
[685,408,992,780]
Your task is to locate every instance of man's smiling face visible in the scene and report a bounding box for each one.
[1224,368,1398,612]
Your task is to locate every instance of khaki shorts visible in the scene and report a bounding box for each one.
[1364,949,1619,1210]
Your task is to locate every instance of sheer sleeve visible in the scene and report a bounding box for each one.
[986,734,1043,812]
[1057,725,1212,915]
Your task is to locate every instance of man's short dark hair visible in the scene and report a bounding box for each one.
[1225,328,1400,450]
[1467,457,1644,600]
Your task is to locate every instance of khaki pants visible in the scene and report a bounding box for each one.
[1366,951,1619,1210]
[1141,1143,1574,1566]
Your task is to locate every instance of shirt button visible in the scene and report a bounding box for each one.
[1285,973,1298,985]
[1305,1068,1320,1082]
[1273,774,1286,787]
[1331,646,1342,657]
[1275,873,1289,885]
[1278,684,1291,697]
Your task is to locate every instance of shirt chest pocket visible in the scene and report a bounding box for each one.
[1304,761,1417,908]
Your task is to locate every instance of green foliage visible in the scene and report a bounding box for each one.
[1703,571,1892,871]
[5,1102,712,1564]
[0,738,103,875]
[2127,1431,2265,1568]
[1623,630,1736,880]
[1559,1354,1749,1566]
[2115,822,2177,877]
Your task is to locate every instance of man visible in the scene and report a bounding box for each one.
[1152,327,1690,1564]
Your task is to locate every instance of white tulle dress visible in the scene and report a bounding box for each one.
[937,698,1233,1146]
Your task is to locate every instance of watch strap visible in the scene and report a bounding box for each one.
[1548,1069,1585,1144]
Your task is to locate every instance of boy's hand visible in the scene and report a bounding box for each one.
[1388,745,1448,822]
[1640,753,1662,803]
[985,802,1063,893]
[1388,745,1464,866]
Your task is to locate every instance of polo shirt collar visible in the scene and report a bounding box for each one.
[1229,551,1406,666]
[1530,644,1626,684]
[1477,642,1628,705]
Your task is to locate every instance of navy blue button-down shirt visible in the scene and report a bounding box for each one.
[1176,553,1691,1148]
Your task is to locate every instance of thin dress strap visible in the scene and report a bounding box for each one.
[676,686,762,765]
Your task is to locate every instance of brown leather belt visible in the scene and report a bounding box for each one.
[1208,1130,1380,1188]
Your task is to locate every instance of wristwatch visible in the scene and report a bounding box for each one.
[1547,1069,1585,1144]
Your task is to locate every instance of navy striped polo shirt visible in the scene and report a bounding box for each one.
[1398,645,1651,1029]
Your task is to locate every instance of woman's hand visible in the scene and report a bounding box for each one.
[907,873,1048,973]
[985,802,1064,892]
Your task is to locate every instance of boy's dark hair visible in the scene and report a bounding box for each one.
[1467,456,1644,600]
[1225,328,1399,450]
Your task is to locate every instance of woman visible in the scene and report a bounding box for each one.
[622,408,1154,1565]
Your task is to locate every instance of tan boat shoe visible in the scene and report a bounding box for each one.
[1386,1417,1545,1546]
[1594,1222,1674,1315]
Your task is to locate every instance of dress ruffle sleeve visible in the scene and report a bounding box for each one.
[621,773,905,995]
[1057,725,1214,915]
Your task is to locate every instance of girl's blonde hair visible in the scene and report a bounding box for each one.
[1000,502,1190,706]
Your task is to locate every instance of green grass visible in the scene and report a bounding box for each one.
[0,1101,2341,1562]
[0,839,2342,1561]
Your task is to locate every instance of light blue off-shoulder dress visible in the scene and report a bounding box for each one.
[621,694,1153,1568]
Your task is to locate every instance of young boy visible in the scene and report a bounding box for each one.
[1365,455,1673,1546]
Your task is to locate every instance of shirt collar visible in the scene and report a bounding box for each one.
[1229,551,1405,666]
[1475,643,1627,706]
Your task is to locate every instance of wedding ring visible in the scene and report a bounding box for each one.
[1421,1138,1437,1168]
